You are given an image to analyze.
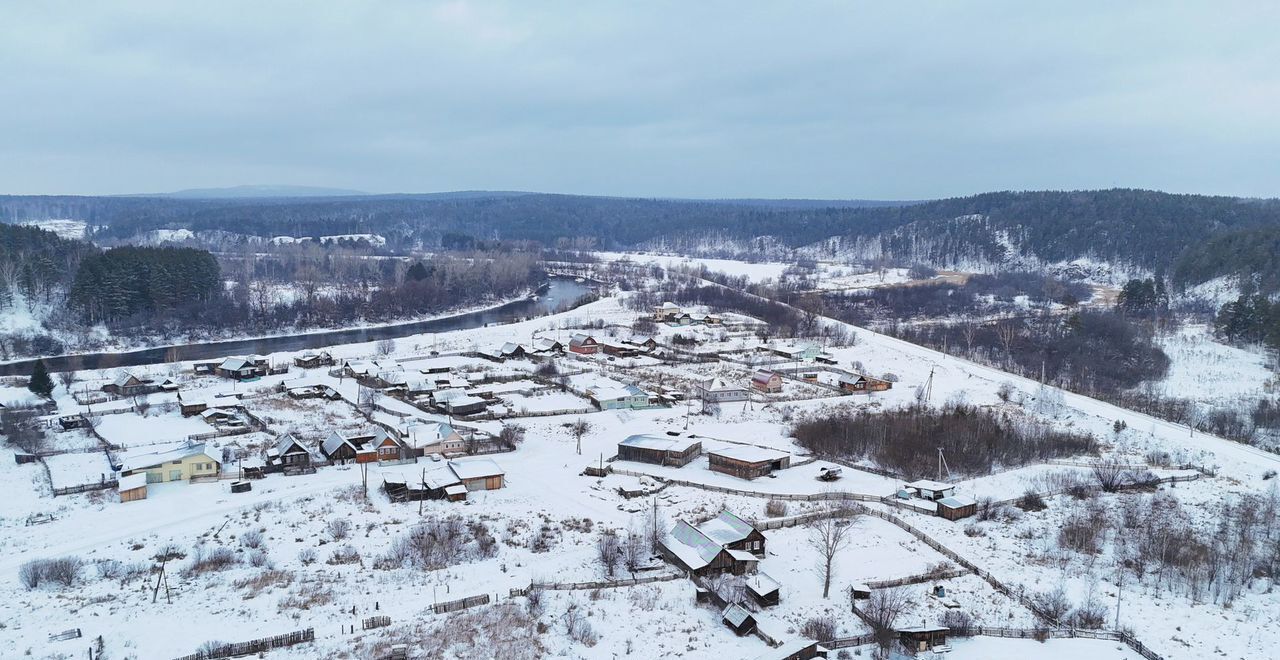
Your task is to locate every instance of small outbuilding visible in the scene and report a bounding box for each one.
[617,433,702,467]
[904,480,955,501]
[746,572,781,607]
[937,495,978,521]
[722,603,757,636]
[449,458,505,491]
[898,625,948,653]
[118,473,148,503]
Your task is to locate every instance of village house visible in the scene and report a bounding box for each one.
[216,355,270,380]
[101,371,154,397]
[838,373,892,393]
[617,433,703,467]
[568,333,599,355]
[698,510,767,555]
[282,377,341,400]
[599,340,640,358]
[433,389,488,416]
[590,384,650,410]
[708,445,791,479]
[380,421,467,458]
[652,301,682,321]
[382,463,462,501]
[479,342,526,362]
[372,431,407,462]
[321,430,376,464]
[268,434,314,475]
[770,343,821,362]
[659,512,764,576]
[697,377,751,403]
[178,392,243,417]
[119,443,222,484]
[531,337,563,354]
[625,335,659,352]
[750,369,783,394]
[292,351,334,369]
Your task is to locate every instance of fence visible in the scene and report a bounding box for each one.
[171,628,314,660]
[52,478,119,497]
[362,615,391,630]
[432,593,490,615]
[516,572,684,594]
[865,568,968,589]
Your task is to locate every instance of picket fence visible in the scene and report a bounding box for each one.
[432,593,490,615]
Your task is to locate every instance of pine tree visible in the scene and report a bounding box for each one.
[28,359,54,398]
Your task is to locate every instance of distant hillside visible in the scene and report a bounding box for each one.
[151,184,369,199]
[2,189,1278,290]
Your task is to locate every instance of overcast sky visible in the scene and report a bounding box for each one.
[2,2,1277,199]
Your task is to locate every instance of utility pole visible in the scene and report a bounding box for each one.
[418,467,426,517]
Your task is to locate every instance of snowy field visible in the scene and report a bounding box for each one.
[1,284,1278,659]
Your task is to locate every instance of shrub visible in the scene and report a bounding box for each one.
[241,530,265,549]
[184,547,239,575]
[940,609,972,635]
[327,545,361,565]
[765,500,787,518]
[18,557,82,589]
[1016,490,1047,512]
[799,616,836,642]
[298,548,317,566]
[1070,600,1107,629]
[249,549,272,568]
[326,519,352,541]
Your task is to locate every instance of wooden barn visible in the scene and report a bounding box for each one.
[750,369,783,393]
[708,445,791,480]
[746,572,781,607]
[722,603,757,636]
[898,625,948,653]
[617,433,702,467]
[568,333,599,355]
[117,473,148,503]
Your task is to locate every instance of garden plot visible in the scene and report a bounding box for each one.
[94,411,213,448]
[43,451,113,490]
[494,391,593,416]
[247,394,370,443]
[943,636,1146,660]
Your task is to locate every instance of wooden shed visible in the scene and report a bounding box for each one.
[746,572,781,607]
[617,433,702,467]
[448,458,505,491]
[937,495,978,521]
[118,473,148,503]
[722,603,757,636]
[898,625,948,653]
[708,445,791,480]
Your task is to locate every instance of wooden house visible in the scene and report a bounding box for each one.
[58,414,90,430]
[321,431,375,464]
[708,445,791,480]
[531,337,563,354]
[216,355,269,380]
[750,370,783,393]
[117,473,148,503]
[269,434,313,475]
[770,343,820,362]
[897,625,948,653]
[102,371,154,396]
[698,510,767,555]
[589,384,650,410]
[617,433,702,467]
[192,360,220,376]
[448,458,505,491]
[722,603,757,636]
[372,432,407,462]
[434,390,488,416]
[119,443,222,483]
[568,333,599,355]
[659,517,760,576]
[386,421,466,458]
[697,378,750,403]
[293,351,334,369]
[838,374,892,393]
[937,495,978,521]
[600,340,640,358]
[625,335,659,352]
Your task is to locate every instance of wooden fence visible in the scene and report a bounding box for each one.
[172,628,314,660]
[865,568,968,589]
[362,615,391,630]
[516,572,684,594]
[825,626,1162,660]
[432,593,490,615]
[52,478,119,497]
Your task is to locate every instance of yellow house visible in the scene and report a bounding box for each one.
[119,443,223,483]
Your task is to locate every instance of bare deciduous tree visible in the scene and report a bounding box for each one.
[859,586,909,652]
[596,529,621,578]
[809,505,856,598]
[569,419,590,456]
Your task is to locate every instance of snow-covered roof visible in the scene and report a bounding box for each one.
[112,371,141,388]
[121,443,220,472]
[697,510,757,545]
[443,394,487,410]
[753,640,821,660]
[569,333,595,345]
[668,520,724,570]
[708,445,789,464]
[619,434,700,453]
[117,473,147,492]
[906,479,954,493]
[448,458,504,480]
[722,603,753,627]
[322,432,357,456]
[751,369,778,384]
[219,356,254,371]
[659,302,681,311]
[402,422,459,449]
[700,377,747,393]
[898,624,949,633]
[745,572,780,597]
[726,549,759,563]
[199,408,234,420]
[444,484,467,496]
[500,342,523,355]
[275,434,307,456]
[937,495,976,508]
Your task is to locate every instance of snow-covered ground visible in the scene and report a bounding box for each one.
[17,218,88,239]
[1,281,1277,659]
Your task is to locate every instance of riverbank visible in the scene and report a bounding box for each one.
[0,279,596,375]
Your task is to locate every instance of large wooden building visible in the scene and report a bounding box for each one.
[617,433,702,467]
[568,333,599,355]
[658,510,765,576]
[708,445,791,480]
[750,370,783,393]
